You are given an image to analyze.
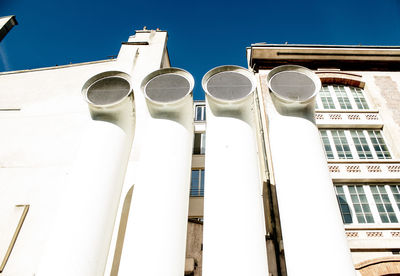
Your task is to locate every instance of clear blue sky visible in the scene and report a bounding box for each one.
[1,0,400,100]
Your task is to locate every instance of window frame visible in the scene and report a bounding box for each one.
[193,132,206,155]
[316,85,370,111]
[190,169,205,197]
[320,129,392,160]
[335,184,400,226]
[194,104,206,121]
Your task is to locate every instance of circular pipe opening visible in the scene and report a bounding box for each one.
[267,65,321,103]
[82,71,132,107]
[202,66,256,103]
[145,74,190,103]
[87,77,131,106]
[142,68,194,105]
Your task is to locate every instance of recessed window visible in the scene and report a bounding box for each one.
[193,133,206,155]
[190,169,204,197]
[195,104,206,121]
[316,85,370,110]
[335,184,400,224]
[370,185,398,223]
[368,130,391,159]
[350,130,373,159]
[319,129,391,160]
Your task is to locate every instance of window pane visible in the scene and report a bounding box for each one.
[350,130,373,159]
[319,130,334,159]
[190,170,200,196]
[193,133,206,154]
[190,169,204,196]
[368,131,391,159]
[193,133,201,154]
[195,105,206,121]
[348,185,374,223]
[335,186,353,224]
[331,130,353,159]
[370,185,398,223]
[391,185,400,212]
[350,87,369,110]
[200,170,205,196]
[319,85,336,109]
[333,85,352,109]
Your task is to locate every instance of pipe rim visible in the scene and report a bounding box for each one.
[266,65,321,104]
[141,67,194,105]
[202,65,256,103]
[82,71,132,108]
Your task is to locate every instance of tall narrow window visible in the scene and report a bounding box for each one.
[320,130,334,159]
[348,185,374,223]
[331,130,353,159]
[390,185,400,212]
[333,85,352,109]
[370,185,398,223]
[368,130,391,159]
[319,85,335,109]
[350,130,373,159]
[335,186,353,224]
[193,133,206,154]
[195,105,206,121]
[350,87,369,109]
[190,169,204,196]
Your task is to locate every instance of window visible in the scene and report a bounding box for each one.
[333,85,352,110]
[316,85,370,110]
[320,130,334,159]
[350,130,373,159]
[370,185,398,223]
[195,104,206,121]
[190,169,204,196]
[368,130,391,159]
[390,185,400,212]
[335,184,400,225]
[335,186,353,223]
[193,133,206,154]
[319,130,391,160]
[319,85,336,109]
[350,87,369,109]
[331,130,353,159]
[347,185,374,223]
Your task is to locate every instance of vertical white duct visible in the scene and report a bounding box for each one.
[265,65,355,276]
[118,68,194,276]
[201,66,269,276]
[37,71,135,276]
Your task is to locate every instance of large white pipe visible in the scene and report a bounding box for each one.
[37,71,135,276]
[201,66,269,276]
[265,65,355,276]
[118,68,194,276]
